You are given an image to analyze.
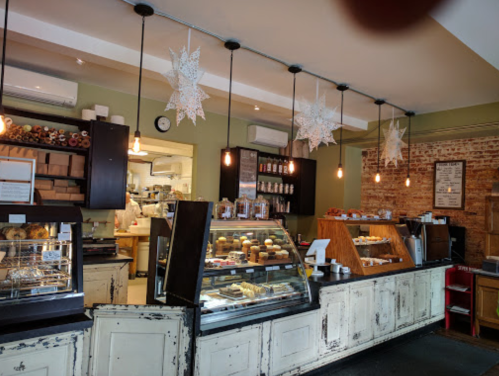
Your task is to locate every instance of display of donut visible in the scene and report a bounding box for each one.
[24,225,49,240]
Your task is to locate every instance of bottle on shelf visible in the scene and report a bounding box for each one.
[279,183,284,194]
[290,184,294,195]
[283,159,289,175]
[259,163,263,173]
[272,158,278,174]
[284,183,289,195]
[278,159,283,175]
[266,157,272,173]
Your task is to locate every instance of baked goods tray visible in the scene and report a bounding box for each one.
[217,292,247,301]
[354,240,391,246]
[201,291,303,312]
[0,256,71,268]
[0,239,71,246]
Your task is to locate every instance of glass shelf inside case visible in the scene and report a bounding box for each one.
[0,224,74,300]
[201,220,311,325]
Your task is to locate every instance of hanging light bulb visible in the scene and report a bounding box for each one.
[289,160,295,174]
[337,165,343,178]
[224,149,231,166]
[0,115,5,135]
[406,176,410,187]
[132,130,141,153]
[336,85,348,179]
[374,99,385,185]
[448,186,452,193]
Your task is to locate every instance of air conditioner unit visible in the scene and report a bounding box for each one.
[151,158,182,176]
[4,66,78,108]
[247,125,288,148]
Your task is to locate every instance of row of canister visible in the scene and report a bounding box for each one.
[215,195,270,220]
[258,181,294,195]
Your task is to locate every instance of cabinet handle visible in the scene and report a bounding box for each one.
[14,362,26,372]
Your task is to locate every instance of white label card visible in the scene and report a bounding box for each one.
[0,182,31,202]
[285,265,293,269]
[272,266,280,271]
[341,214,347,218]
[245,269,254,274]
[362,215,367,219]
[58,232,71,241]
[374,215,380,219]
[265,266,273,271]
[230,270,236,275]
[9,214,26,223]
[42,249,62,262]
[60,223,71,233]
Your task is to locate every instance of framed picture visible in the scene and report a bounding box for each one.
[433,160,466,210]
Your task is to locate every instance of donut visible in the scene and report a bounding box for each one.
[4,227,27,240]
[81,139,91,148]
[25,225,49,239]
[68,138,79,147]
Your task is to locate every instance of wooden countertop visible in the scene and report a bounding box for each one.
[114,231,150,238]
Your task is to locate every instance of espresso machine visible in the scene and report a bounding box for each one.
[421,224,451,262]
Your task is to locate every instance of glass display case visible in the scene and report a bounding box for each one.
[318,218,415,276]
[148,201,312,330]
[201,220,311,326]
[0,206,84,325]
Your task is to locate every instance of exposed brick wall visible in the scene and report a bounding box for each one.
[361,136,499,266]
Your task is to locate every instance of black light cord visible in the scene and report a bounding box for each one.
[0,0,9,110]
[407,115,411,177]
[377,104,381,172]
[339,90,344,166]
[226,49,234,150]
[290,72,296,159]
[135,14,146,137]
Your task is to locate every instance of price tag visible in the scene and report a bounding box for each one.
[374,215,380,219]
[60,223,71,233]
[8,214,26,223]
[245,269,254,274]
[272,266,280,271]
[285,265,293,269]
[341,214,347,218]
[265,266,273,271]
[255,213,263,219]
[42,249,61,262]
[352,213,358,219]
[237,214,248,218]
[230,270,236,275]
[362,215,367,219]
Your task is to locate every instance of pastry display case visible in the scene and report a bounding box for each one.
[0,206,84,325]
[318,218,415,275]
[148,201,312,330]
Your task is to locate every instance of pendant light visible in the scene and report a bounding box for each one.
[336,84,349,179]
[374,99,385,183]
[288,65,302,174]
[0,0,10,135]
[405,111,415,187]
[223,40,240,167]
[132,4,154,154]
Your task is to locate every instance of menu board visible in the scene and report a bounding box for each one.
[238,149,258,199]
[433,160,466,210]
[0,182,32,203]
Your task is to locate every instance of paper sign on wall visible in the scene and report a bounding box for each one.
[0,182,31,202]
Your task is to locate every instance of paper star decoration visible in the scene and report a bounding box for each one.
[381,119,407,167]
[163,46,209,126]
[294,94,340,152]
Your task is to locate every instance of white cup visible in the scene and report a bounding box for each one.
[82,109,96,121]
[331,263,342,274]
[341,266,351,274]
[111,115,125,125]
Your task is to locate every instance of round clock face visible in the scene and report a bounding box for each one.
[155,116,171,132]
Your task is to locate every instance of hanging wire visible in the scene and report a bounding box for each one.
[0,0,10,109]
[339,90,344,166]
[290,72,297,159]
[136,14,146,135]
[119,0,409,114]
[377,103,382,172]
[226,49,234,149]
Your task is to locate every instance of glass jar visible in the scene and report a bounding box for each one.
[235,194,252,219]
[215,197,234,219]
[253,195,269,220]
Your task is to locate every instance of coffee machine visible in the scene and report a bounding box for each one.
[400,218,423,266]
[421,224,451,262]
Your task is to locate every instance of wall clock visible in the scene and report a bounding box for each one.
[155,116,171,133]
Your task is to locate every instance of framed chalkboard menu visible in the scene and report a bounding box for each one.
[238,148,258,199]
[433,160,466,210]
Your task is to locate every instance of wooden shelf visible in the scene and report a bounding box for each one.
[5,105,91,129]
[0,138,89,155]
[43,200,85,205]
[445,287,471,294]
[36,174,86,181]
[257,191,293,197]
[321,218,398,226]
[258,172,287,178]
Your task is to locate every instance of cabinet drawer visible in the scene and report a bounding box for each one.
[319,286,349,354]
[0,346,69,376]
[477,276,499,289]
[477,285,499,324]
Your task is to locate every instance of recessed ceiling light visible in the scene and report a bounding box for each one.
[254,105,260,111]
[128,149,148,156]
[35,86,41,89]
[76,58,85,66]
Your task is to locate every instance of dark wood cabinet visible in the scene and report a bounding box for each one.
[86,121,129,209]
[219,148,316,216]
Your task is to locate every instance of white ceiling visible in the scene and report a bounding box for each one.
[1,0,499,131]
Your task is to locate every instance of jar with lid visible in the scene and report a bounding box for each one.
[284,183,289,195]
[215,197,234,219]
[274,182,279,193]
[253,195,269,220]
[267,181,273,193]
[235,194,253,219]
[279,183,284,194]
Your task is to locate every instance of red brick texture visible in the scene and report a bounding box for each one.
[361,136,499,265]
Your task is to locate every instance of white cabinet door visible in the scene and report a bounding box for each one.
[396,273,415,329]
[89,305,192,376]
[348,281,374,348]
[430,267,446,318]
[319,286,349,354]
[271,311,319,376]
[373,276,396,338]
[414,271,431,322]
[83,263,129,307]
[195,325,262,376]
[0,331,83,376]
